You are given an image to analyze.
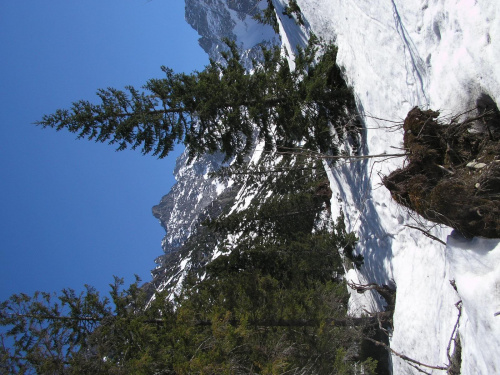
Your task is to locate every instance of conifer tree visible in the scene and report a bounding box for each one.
[7,36,379,374]
[252,0,280,33]
[36,38,357,163]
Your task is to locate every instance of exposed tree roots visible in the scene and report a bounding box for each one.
[383,104,500,238]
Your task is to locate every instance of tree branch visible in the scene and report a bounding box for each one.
[5,313,102,322]
[404,224,447,246]
[365,337,448,371]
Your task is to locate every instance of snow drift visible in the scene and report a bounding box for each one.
[295,0,500,373]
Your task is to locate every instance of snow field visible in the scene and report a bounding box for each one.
[294,0,500,373]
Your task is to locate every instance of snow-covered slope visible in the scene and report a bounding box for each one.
[296,0,500,373]
[185,0,279,64]
[152,0,499,373]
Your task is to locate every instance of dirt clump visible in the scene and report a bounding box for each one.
[383,106,500,238]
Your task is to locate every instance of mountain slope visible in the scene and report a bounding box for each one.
[295,1,499,373]
[151,1,500,373]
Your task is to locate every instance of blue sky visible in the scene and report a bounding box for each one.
[0,1,208,300]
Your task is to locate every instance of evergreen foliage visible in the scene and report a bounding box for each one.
[36,37,357,164]
[0,152,378,374]
[282,0,304,26]
[252,0,280,34]
[12,31,378,373]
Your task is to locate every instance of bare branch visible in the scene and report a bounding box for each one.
[446,300,463,365]
[403,224,447,246]
[274,147,407,161]
[365,337,448,371]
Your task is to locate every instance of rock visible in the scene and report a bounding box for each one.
[466,161,487,169]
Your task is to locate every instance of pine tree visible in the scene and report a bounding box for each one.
[6,36,377,373]
[36,38,358,163]
[282,0,304,25]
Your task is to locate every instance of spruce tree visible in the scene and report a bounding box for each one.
[36,38,357,163]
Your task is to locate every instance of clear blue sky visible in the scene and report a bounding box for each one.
[0,0,208,300]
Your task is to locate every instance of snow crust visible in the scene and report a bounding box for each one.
[293,0,500,373]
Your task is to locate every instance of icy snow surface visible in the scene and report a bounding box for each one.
[293,0,500,373]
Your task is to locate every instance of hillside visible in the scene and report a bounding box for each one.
[2,0,498,373]
[150,0,500,373]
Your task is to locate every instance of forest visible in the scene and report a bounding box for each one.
[1,36,391,374]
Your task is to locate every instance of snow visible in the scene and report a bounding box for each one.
[214,178,230,196]
[227,138,267,216]
[176,0,500,371]
[229,6,277,50]
[291,0,500,373]
[273,0,309,66]
[447,234,500,374]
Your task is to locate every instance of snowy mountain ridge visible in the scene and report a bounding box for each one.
[151,0,500,373]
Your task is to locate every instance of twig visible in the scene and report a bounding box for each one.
[417,115,434,138]
[449,106,481,123]
[404,224,446,245]
[363,114,403,124]
[446,300,463,365]
[365,337,448,371]
[407,362,432,375]
[457,110,494,126]
[436,164,455,175]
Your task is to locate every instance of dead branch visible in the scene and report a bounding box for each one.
[448,107,481,123]
[349,279,464,373]
[404,224,447,246]
[365,337,448,371]
[362,114,404,124]
[407,361,432,375]
[446,300,463,366]
[275,150,408,160]
[454,109,494,127]
[347,281,396,309]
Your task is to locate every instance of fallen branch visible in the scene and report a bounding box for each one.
[347,281,396,309]
[365,337,448,371]
[407,361,432,375]
[404,224,447,246]
[352,279,464,373]
[446,301,463,363]
[276,151,408,160]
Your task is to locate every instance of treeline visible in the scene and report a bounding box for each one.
[0,31,389,373]
[1,153,381,374]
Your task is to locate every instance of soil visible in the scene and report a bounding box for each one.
[383,105,500,238]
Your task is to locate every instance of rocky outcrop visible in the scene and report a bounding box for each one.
[151,150,235,276]
[184,0,278,65]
